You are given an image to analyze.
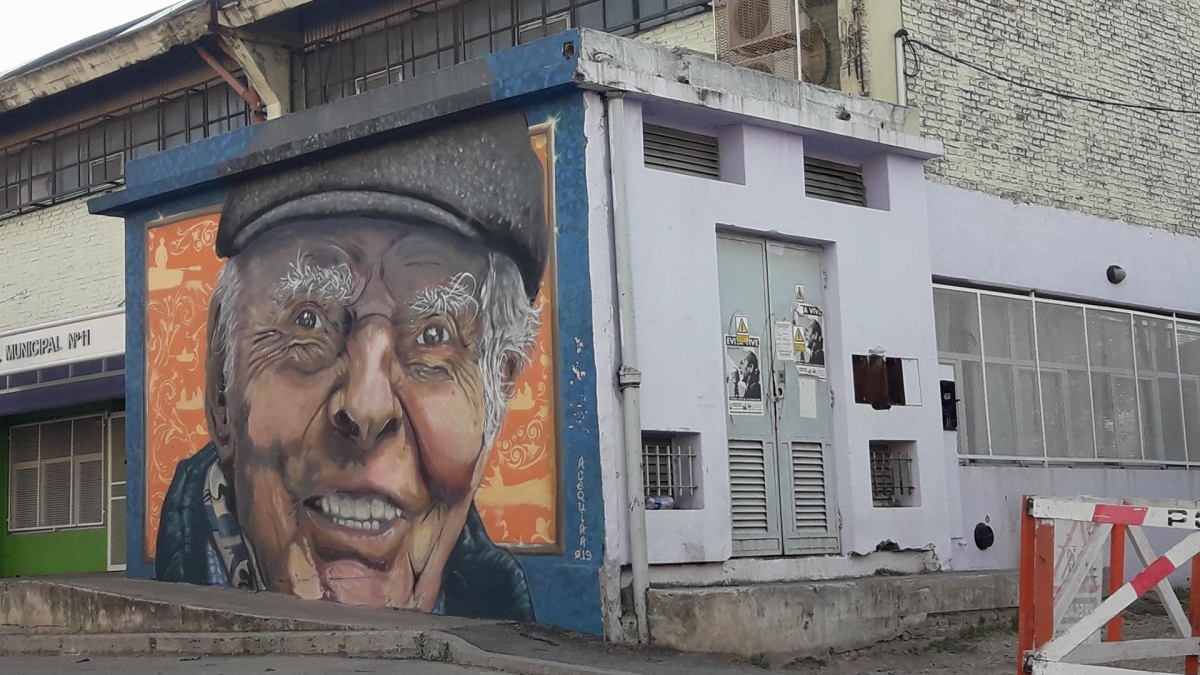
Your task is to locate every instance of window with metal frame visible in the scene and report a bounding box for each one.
[290,0,711,111]
[934,285,1196,467]
[8,415,107,532]
[642,431,700,508]
[0,79,250,218]
[869,441,916,507]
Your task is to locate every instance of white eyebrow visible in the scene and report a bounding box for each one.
[409,272,479,318]
[275,253,355,302]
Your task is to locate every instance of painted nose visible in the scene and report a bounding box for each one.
[330,318,401,449]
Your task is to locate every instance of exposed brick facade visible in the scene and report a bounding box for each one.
[635,13,716,56]
[0,200,124,332]
[902,1,1200,233]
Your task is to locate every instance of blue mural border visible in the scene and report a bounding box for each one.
[513,92,604,635]
[124,188,230,581]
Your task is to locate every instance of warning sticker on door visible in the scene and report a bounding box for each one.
[733,316,752,346]
[725,334,764,416]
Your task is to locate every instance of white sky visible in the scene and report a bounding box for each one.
[0,0,181,75]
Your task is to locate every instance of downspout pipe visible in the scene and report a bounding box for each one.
[894,28,909,107]
[604,91,650,645]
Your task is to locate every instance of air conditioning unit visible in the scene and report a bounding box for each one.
[739,51,798,79]
[798,2,840,87]
[726,0,796,56]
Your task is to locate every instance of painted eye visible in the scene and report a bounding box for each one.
[295,309,321,330]
[417,325,449,346]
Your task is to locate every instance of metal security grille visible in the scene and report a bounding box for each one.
[291,0,710,111]
[804,157,866,206]
[8,415,106,532]
[934,285,1197,467]
[643,124,720,179]
[714,0,841,85]
[642,433,698,507]
[869,442,914,507]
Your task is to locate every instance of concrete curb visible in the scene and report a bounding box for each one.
[429,631,637,675]
[0,629,641,675]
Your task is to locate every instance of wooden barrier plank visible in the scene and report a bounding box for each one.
[1063,637,1200,664]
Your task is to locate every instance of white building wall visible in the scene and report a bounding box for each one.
[607,97,953,569]
[929,182,1200,574]
[0,199,125,332]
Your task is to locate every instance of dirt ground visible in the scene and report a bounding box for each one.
[789,607,1186,674]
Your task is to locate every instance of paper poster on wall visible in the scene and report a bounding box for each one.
[797,376,819,418]
[774,320,795,362]
[793,286,826,380]
[725,334,764,416]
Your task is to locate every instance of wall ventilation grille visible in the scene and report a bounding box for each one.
[804,157,866,206]
[643,124,720,179]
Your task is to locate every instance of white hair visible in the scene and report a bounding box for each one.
[210,252,540,446]
[275,253,355,302]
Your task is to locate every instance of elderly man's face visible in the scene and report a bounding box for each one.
[208,219,496,609]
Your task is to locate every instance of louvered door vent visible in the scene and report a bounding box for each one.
[804,157,866,206]
[729,440,770,535]
[643,124,721,179]
[790,442,829,530]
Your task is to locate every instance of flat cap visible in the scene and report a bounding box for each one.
[217,108,549,299]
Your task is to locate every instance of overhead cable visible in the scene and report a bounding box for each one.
[901,34,1200,115]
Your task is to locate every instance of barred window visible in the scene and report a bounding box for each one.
[642,432,700,509]
[8,415,106,531]
[0,79,249,217]
[291,0,710,111]
[935,285,1195,467]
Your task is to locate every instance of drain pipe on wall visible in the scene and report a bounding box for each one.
[604,91,650,645]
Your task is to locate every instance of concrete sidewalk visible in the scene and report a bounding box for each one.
[0,575,768,675]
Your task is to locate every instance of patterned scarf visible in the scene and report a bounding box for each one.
[201,460,264,591]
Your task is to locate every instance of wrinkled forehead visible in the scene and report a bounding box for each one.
[232,217,492,290]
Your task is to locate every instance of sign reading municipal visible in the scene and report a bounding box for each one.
[0,312,125,377]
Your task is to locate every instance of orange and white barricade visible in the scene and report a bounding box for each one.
[1019,495,1200,675]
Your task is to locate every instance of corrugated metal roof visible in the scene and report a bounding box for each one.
[0,1,201,81]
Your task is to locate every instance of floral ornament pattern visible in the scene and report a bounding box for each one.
[145,215,225,558]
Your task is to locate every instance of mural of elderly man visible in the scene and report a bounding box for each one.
[154,109,548,622]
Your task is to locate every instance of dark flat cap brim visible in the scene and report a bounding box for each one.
[217,109,549,299]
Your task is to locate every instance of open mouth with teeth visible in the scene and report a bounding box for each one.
[304,492,403,533]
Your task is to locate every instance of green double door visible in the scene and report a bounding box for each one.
[717,234,839,557]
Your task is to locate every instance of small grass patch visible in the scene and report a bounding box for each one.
[919,620,1016,655]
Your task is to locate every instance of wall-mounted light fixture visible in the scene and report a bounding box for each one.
[1106,265,1126,284]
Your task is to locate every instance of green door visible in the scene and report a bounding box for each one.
[717,235,838,556]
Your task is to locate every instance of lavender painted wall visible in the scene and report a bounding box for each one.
[927,182,1200,315]
[603,96,954,565]
[928,182,1200,576]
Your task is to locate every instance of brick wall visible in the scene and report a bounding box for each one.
[635,12,716,56]
[902,1,1200,233]
[0,199,124,332]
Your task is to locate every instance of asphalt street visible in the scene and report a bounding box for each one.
[0,655,497,675]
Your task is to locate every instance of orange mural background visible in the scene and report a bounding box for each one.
[144,213,223,557]
[144,129,559,558]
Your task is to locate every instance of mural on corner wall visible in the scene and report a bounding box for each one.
[145,109,559,620]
